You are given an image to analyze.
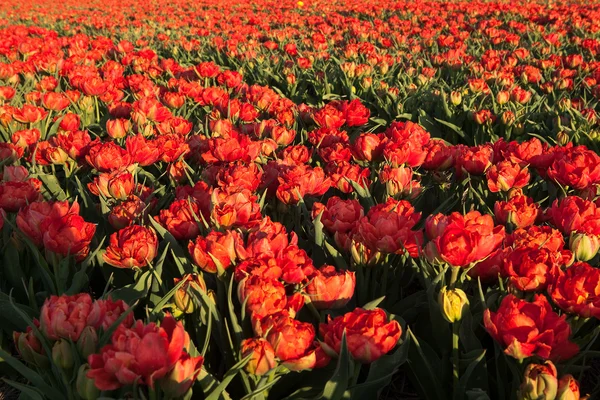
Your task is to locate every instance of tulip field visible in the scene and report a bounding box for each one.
[3,0,600,398]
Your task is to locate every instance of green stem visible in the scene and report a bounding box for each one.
[449,266,460,288]
[452,321,460,389]
[94,96,100,124]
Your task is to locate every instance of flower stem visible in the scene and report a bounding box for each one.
[449,266,460,288]
[452,321,460,389]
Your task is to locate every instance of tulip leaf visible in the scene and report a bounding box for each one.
[197,368,232,400]
[9,222,57,294]
[349,336,410,399]
[149,272,188,319]
[2,379,45,400]
[204,354,252,400]
[362,296,385,311]
[239,374,281,400]
[434,117,466,140]
[323,240,348,270]
[149,216,192,275]
[453,349,486,400]
[31,172,68,201]
[109,270,152,304]
[313,211,325,247]
[2,243,26,297]
[345,178,374,208]
[405,329,445,400]
[0,350,63,400]
[320,332,353,400]
[0,292,34,332]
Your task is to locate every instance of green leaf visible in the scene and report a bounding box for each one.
[434,117,466,139]
[197,368,232,400]
[0,349,63,400]
[110,270,152,304]
[149,216,191,275]
[0,293,34,333]
[362,296,385,311]
[149,270,187,318]
[30,173,67,201]
[2,379,44,400]
[453,350,486,400]
[350,336,410,399]
[406,329,445,400]
[204,355,252,400]
[313,211,325,247]
[320,332,353,400]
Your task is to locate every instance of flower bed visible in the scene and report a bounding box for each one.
[0,0,600,399]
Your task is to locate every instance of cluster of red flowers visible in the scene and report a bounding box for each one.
[2,0,600,398]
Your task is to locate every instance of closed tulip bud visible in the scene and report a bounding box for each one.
[79,96,95,114]
[450,91,462,106]
[438,285,469,323]
[13,327,48,368]
[514,123,525,136]
[556,375,582,400]
[569,232,600,261]
[557,131,570,146]
[77,326,98,359]
[501,111,516,126]
[241,338,277,376]
[174,273,208,314]
[350,239,380,267]
[76,364,100,400]
[160,354,204,398]
[558,98,571,112]
[52,339,74,370]
[106,119,131,139]
[496,91,510,105]
[518,361,558,400]
[46,147,69,165]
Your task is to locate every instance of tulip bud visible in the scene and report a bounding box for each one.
[513,123,525,136]
[556,374,581,400]
[79,95,95,114]
[558,98,571,112]
[350,239,380,267]
[52,339,74,370]
[13,328,48,368]
[569,232,600,262]
[557,131,570,147]
[517,361,558,400]
[438,286,469,323]
[174,273,207,314]
[76,364,100,400]
[501,111,516,126]
[106,118,131,139]
[46,147,70,165]
[450,91,462,106]
[77,326,98,359]
[160,354,204,398]
[241,338,277,376]
[496,91,509,105]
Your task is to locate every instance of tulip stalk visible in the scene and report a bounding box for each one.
[445,268,464,391]
[452,322,460,388]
